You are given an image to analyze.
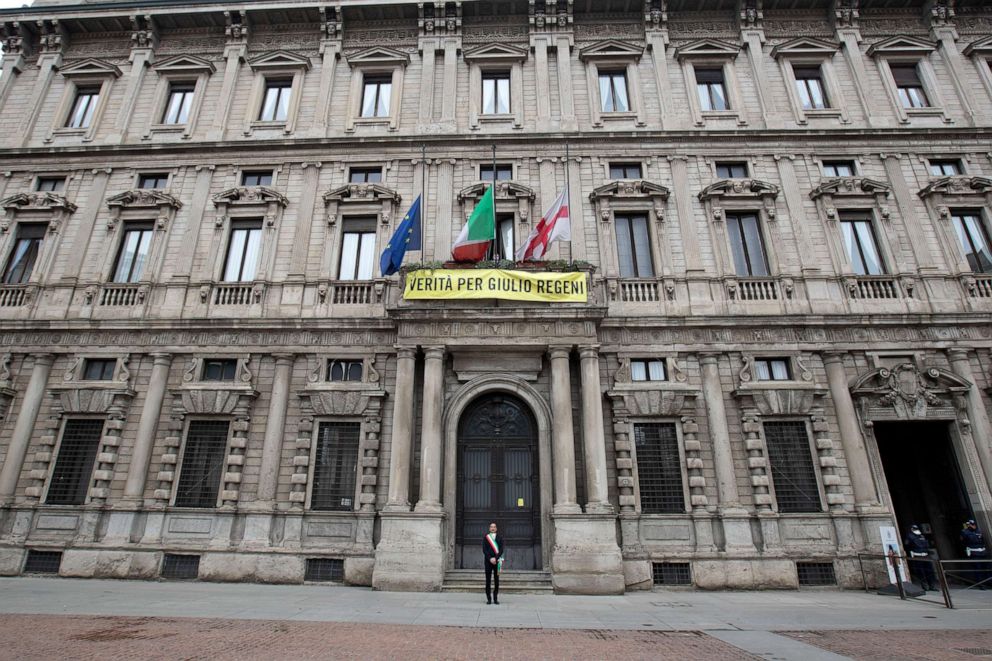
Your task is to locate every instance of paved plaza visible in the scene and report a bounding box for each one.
[1,577,990,659]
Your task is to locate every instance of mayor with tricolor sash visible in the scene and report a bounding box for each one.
[483,522,504,605]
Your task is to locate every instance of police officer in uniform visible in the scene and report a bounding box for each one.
[961,519,990,590]
[904,524,936,592]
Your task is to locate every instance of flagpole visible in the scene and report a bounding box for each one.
[488,143,497,262]
[565,143,572,265]
[421,143,426,262]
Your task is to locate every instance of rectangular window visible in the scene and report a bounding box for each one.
[634,422,684,514]
[223,219,262,282]
[310,421,360,511]
[480,164,513,182]
[891,64,929,108]
[241,171,273,187]
[2,224,46,285]
[716,162,748,179]
[66,87,100,128]
[822,161,855,177]
[793,65,829,110]
[174,420,230,508]
[493,214,515,261]
[840,213,885,275]
[726,213,769,277]
[161,554,200,580]
[598,71,630,113]
[695,67,728,111]
[929,160,962,177]
[35,177,65,192]
[609,163,642,179]
[112,223,154,283]
[754,358,791,381]
[482,71,511,115]
[162,83,195,124]
[361,76,392,118]
[764,420,822,513]
[305,558,344,582]
[952,211,992,273]
[82,358,116,381]
[138,173,169,189]
[259,79,292,122]
[615,214,654,278]
[45,419,104,505]
[631,359,666,382]
[349,167,382,184]
[24,550,63,574]
[327,359,363,382]
[339,217,376,280]
[202,359,238,382]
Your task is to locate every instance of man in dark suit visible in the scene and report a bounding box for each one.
[483,521,504,605]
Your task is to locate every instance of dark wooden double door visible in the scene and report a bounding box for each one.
[456,394,541,570]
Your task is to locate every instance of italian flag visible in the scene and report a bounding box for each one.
[451,185,495,262]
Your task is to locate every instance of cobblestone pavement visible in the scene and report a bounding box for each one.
[0,615,757,661]
[782,630,992,661]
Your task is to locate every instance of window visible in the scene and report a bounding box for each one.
[634,422,684,514]
[349,167,382,184]
[138,173,169,189]
[840,212,885,275]
[2,224,46,285]
[480,164,513,182]
[753,358,791,381]
[258,79,292,122]
[174,420,230,508]
[327,359,363,382]
[822,161,855,177]
[339,217,376,280]
[45,419,104,505]
[610,163,642,179]
[763,420,822,513]
[305,558,344,582]
[82,358,116,381]
[241,171,273,187]
[361,75,392,118]
[793,66,829,110]
[310,421,360,511]
[726,213,769,277]
[891,64,929,108]
[202,359,238,382]
[161,554,200,580]
[952,211,992,273]
[652,562,692,586]
[695,67,728,111]
[23,550,63,574]
[631,359,666,382]
[716,162,748,179]
[493,213,515,261]
[598,71,630,113]
[112,223,153,283]
[929,159,962,177]
[66,87,100,128]
[797,562,837,586]
[482,71,510,115]
[162,82,195,124]
[223,220,262,282]
[615,214,654,278]
[35,177,65,192]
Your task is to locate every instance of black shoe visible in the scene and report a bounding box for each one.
[486,599,492,604]
[493,599,499,605]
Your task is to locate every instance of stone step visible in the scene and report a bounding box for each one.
[441,569,554,593]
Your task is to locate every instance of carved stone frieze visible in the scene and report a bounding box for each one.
[607,388,697,417]
[49,386,135,415]
[177,388,256,415]
[529,0,573,33]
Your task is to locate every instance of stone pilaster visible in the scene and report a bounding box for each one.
[946,348,992,489]
[255,354,294,506]
[415,346,444,512]
[0,354,53,504]
[578,345,612,513]
[549,346,580,513]
[822,352,879,509]
[385,346,417,511]
[124,353,172,501]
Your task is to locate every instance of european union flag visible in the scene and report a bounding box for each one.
[379,194,422,276]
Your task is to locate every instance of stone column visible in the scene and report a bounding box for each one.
[385,347,417,511]
[699,354,740,508]
[578,345,611,513]
[415,346,444,512]
[549,346,580,513]
[823,352,879,508]
[0,354,54,503]
[946,349,992,488]
[123,353,172,500]
[256,354,294,505]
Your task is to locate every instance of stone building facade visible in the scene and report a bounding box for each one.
[0,0,989,593]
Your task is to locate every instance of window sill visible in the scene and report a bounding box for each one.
[902,106,949,122]
[50,128,88,139]
[699,110,745,126]
[801,108,844,121]
[247,120,291,135]
[595,111,644,127]
[352,117,392,128]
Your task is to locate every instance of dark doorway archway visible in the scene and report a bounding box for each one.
[456,393,541,570]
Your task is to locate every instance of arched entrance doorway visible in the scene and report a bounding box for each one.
[455,393,541,570]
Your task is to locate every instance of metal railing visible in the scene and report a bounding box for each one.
[857,551,952,608]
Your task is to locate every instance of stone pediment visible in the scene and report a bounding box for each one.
[345,46,410,66]
[866,35,937,57]
[323,183,401,206]
[809,177,891,200]
[674,38,741,61]
[299,389,386,416]
[589,179,670,202]
[458,181,535,202]
[48,386,135,414]
[578,40,644,62]
[213,186,288,208]
[463,43,528,63]
[107,189,182,210]
[732,387,825,416]
[918,175,992,200]
[771,37,839,59]
[176,388,257,415]
[698,178,779,201]
[964,36,992,57]
[851,363,969,421]
[1,192,77,213]
[248,49,311,71]
[606,388,698,417]
[152,54,215,75]
[60,57,122,78]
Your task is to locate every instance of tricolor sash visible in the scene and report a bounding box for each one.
[486,533,503,574]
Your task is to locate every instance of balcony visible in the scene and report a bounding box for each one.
[0,285,28,307]
[846,276,904,300]
[212,283,259,306]
[734,278,779,302]
[99,283,145,307]
[964,275,992,299]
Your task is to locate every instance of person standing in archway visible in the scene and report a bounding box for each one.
[483,522,504,605]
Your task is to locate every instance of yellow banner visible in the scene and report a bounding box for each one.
[403,269,588,302]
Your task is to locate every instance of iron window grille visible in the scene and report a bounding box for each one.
[753,358,791,381]
[66,88,100,128]
[361,76,392,118]
[35,177,65,192]
[222,219,263,282]
[310,421,360,511]
[327,359,363,382]
[2,223,46,285]
[652,562,692,586]
[951,211,992,274]
[631,359,667,382]
[241,171,273,187]
[695,67,728,111]
[615,214,654,278]
[259,79,292,122]
[891,63,929,108]
[112,223,154,284]
[305,558,345,582]
[82,358,117,381]
[796,562,837,586]
[479,164,513,182]
[716,162,748,179]
[339,217,376,281]
[764,421,822,513]
[822,161,855,177]
[609,163,642,179]
[45,419,104,505]
[726,212,770,277]
[634,423,685,514]
[598,71,630,113]
[349,167,382,184]
[161,553,200,579]
[174,420,230,508]
[793,65,829,109]
[138,174,169,189]
[162,83,195,124]
[23,550,63,574]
